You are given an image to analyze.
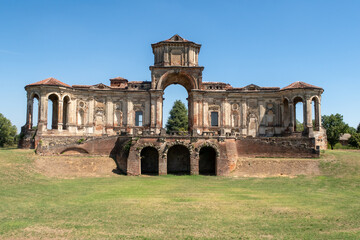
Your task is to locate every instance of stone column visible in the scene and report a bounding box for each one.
[305,97,312,130]
[127,98,133,127]
[67,99,76,133]
[193,97,198,128]
[288,101,294,132]
[224,98,230,127]
[241,100,247,134]
[150,94,156,128]
[88,98,95,127]
[317,99,322,128]
[144,95,151,127]
[58,100,63,131]
[280,102,284,127]
[38,94,48,132]
[26,96,31,129]
[203,100,208,128]
[220,99,225,127]
[106,98,114,134]
[156,94,163,129]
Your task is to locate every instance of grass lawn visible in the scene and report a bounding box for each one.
[0,149,360,239]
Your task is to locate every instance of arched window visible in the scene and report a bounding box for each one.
[293,97,304,132]
[311,97,320,131]
[29,94,39,129]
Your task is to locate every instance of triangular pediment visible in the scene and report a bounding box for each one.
[167,34,187,42]
[244,84,261,90]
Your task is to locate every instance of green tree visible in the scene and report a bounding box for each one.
[165,100,188,133]
[0,113,17,147]
[296,119,304,132]
[348,133,360,149]
[357,123,360,133]
[322,114,349,150]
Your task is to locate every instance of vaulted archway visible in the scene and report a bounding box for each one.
[199,146,216,175]
[156,71,197,92]
[140,147,159,175]
[167,145,190,175]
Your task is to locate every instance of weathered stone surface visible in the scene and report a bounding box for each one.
[19,35,327,176]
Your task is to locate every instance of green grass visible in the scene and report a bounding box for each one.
[0,149,360,239]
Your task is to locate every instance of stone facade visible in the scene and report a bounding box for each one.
[20,34,327,176]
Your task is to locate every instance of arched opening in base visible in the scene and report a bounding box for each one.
[140,147,159,175]
[167,145,190,175]
[199,146,216,175]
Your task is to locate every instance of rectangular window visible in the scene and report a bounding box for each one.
[211,112,218,126]
[135,111,143,126]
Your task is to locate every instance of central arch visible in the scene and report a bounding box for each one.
[167,145,190,175]
[159,71,196,133]
[157,71,197,92]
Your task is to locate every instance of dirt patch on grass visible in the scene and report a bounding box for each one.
[231,157,321,177]
[34,154,117,178]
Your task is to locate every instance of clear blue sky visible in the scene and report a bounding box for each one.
[1,0,359,131]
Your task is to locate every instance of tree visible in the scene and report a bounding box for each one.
[322,114,349,150]
[296,119,304,132]
[348,133,360,149]
[357,123,360,133]
[0,113,17,147]
[165,100,188,133]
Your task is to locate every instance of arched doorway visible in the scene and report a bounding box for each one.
[199,146,216,175]
[167,145,190,175]
[47,94,59,130]
[157,72,197,133]
[163,84,189,134]
[293,96,304,132]
[311,96,320,131]
[29,93,39,129]
[140,147,159,175]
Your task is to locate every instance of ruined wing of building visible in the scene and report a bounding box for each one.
[19,34,327,176]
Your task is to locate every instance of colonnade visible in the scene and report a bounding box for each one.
[282,95,322,133]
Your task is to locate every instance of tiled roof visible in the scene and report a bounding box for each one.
[72,85,91,88]
[282,81,322,90]
[163,34,190,42]
[152,34,200,47]
[27,77,72,88]
[110,77,128,81]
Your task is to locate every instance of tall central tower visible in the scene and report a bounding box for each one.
[148,34,205,133]
[149,34,204,92]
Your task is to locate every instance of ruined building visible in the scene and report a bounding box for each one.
[20,35,327,176]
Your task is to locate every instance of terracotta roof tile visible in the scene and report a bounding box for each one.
[27,77,72,88]
[152,34,200,47]
[110,77,128,81]
[282,81,322,90]
[72,85,91,88]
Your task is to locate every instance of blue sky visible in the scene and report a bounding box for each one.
[1,0,359,131]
